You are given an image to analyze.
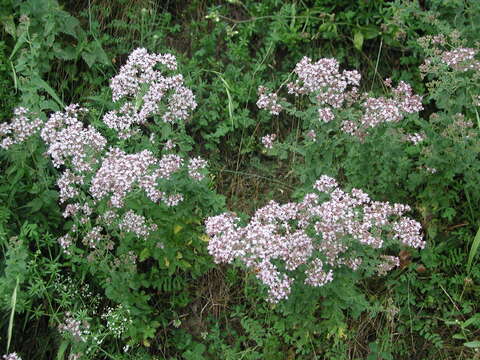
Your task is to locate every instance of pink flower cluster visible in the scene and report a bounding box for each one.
[287,57,361,107]
[0,107,42,149]
[58,312,90,342]
[342,80,423,137]
[104,48,197,138]
[441,48,479,71]
[377,255,400,276]
[119,210,158,238]
[257,86,283,115]
[89,148,184,208]
[0,49,208,257]
[188,157,208,181]
[82,226,104,249]
[257,57,423,139]
[418,36,480,75]
[261,133,277,149]
[318,107,335,123]
[404,132,426,145]
[205,175,424,302]
[58,234,73,255]
[41,104,107,172]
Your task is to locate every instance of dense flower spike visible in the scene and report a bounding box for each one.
[205,175,424,302]
[104,48,196,138]
[0,107,42,149]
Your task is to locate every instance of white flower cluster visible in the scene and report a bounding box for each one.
[101,304,132,338]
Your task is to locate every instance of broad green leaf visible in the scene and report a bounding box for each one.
[9,31,27,59]
[464,341,480,348]
[353,31,364,51]
[30,76,64,108]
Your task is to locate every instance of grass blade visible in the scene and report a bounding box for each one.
[215,73,234,128]
[467,225,480,274]
[203,70,234,128]
[7,276,19,353]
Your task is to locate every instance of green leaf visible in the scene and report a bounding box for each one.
[139,248,151,262]
[30,76,64,108]
[81,50,97,68]
[26,198,43,213]
[56,340,69,360]
[464,341,480,348]
[59,15,80,38]
[353,31,364,51]
[2,15,16,37]
[173,224,183,234]
[361,25,379,40]
[463,314,480,328]
[54,44,78,61]
[9,31,27,60]
[91,40,111,66]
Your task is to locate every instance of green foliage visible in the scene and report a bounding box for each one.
[2,0,111,112]
[0,41,18,119]
[1,0,480,359]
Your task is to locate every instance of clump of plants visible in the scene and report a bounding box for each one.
[0,48,223,358]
